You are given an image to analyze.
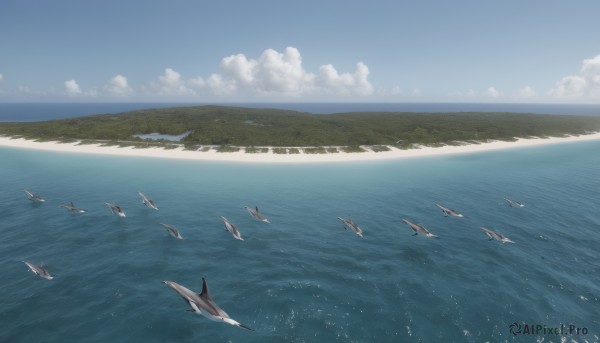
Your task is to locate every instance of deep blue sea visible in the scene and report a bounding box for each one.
[1,139,599,342]
[1,103,600,342]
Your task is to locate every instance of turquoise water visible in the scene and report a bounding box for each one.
[1,142,599,342]
[134,132,191,142]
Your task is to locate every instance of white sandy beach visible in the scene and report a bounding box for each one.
[1,133,600,163]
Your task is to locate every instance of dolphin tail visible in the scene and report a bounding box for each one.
[236,322,255,331]
[221,317,254,331]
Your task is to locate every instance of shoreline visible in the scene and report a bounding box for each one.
[1,133,600,163]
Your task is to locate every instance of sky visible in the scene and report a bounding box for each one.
[1,0,600,103]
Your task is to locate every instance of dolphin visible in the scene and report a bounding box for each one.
[504,198,524,208]
[244,206,270,224]
[105,202,126,218]
[337,217,363,237]
[22,261,53,280]
[436,204,464,218]
[219,216,244,241]
[139,192,158,210]
[163,278,254,331]
[480,227,514,243]
[25,190,45,203]
[61,201,86,213]
[160,223,183,239]
[402,219,439,238]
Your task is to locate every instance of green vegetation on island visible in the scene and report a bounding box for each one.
[0,105,599,150]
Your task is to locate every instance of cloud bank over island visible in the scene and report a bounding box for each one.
[51,47,373,101]
[3,49,600,102]
[151,47,374,99]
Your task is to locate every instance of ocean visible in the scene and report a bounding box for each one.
[1,138,599,342]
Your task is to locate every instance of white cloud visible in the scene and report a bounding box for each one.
[0,73,3,81]
[257,47,316,94]
[581,54,600,75]
[64,79,82,96]
[582,54,600,98]
[219,47,315,95]
[122,47,375,100]
[202,47,373,97]
[549,53,600,99]
[221,53,258,86]
[160,68,182,89]
[517,85,536,98]
[317,62,374,96]
[150,68,195,96]
[549,75,587,98]
[189,74,235,95]
[104,74,132,96]
[484,86,502,98]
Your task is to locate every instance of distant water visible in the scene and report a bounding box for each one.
[0,103,191,122]
[1,102,600,121]
[134,132,191,142]
[1,141,599,342]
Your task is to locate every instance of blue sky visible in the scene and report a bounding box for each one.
[1,0,599,103]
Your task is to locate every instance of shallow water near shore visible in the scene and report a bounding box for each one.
[1,141,599,342]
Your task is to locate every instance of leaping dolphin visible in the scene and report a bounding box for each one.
[436,204,464,218]
[160,223,183,239]
[61,202,86,213]
[504,198,524,208]
[244,206,270,223]
[139,192,158,210]
[163,277,254,331]
[337,217,363,237]
[219,216,244,241]
[480,227,514,243]
[402,219,439,238]
[25,190,45,203]
[22,261,53,280]
[105,202,126,218]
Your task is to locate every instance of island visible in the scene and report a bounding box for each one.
[0,105,599,162]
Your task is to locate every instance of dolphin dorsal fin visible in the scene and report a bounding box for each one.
[200,277,211,300]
